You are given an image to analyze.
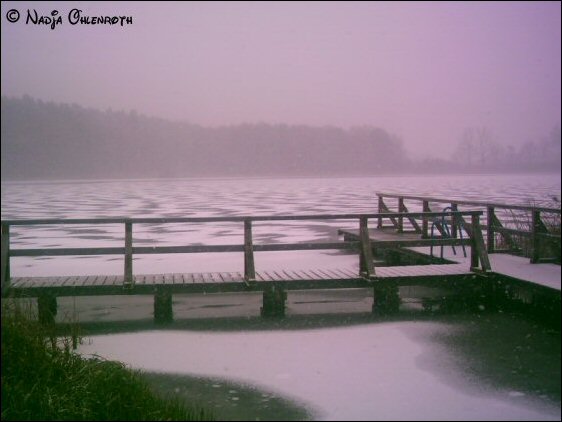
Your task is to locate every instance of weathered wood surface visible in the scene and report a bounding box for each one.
[376,192,561,214]
[1,211,482,227]
[338,228,471,248]
[6,264,473,298]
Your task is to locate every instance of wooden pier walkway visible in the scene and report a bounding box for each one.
[1,194,560,322]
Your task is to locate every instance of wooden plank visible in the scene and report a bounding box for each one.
[192,273,206,284]
[308,269,328,280]
[11,247,125,257]
[94,275,107,286]
[337,268,360,278]
[2,211,488,227]
[262,271,283,282]
[134,274,146,285]
[319,269,344,279]
[281,270,299,281]
[172,273,184,284]
[1,223,10,292]
[272,270,289,281]
[231,272,244,283]
[124,221,133,284]
[291,270,314,281]
[207,273,221,283]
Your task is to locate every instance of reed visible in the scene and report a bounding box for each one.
[1,299,213,421]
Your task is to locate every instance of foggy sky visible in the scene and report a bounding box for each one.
[1,1,560,159]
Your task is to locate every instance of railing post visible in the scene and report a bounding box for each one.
[154,286,173,324]
[451,203,458,238]
[377,195,384,229]
[1,223,10,294]
[244,219,256,283]
[124,220,133,287]
[397,197,404,233]
[359,216,375,278]
[470,213,480,269]
[422,201,430,238]
[486,206,495,253]
[469,212,491,271]
[531,209,541,263]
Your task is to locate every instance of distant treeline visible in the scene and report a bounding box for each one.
[1,96,560,180]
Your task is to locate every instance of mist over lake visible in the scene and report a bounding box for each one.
[2,174,560,420]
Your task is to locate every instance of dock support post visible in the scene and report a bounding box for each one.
[470,214,480,269]
[422,201,430,238]
[244,219,256,283]
[38,294,57,326]
[531,209,541,263]
[1,223,10,294]
[377,196,384,229]
[124,220,133,287]
[486,206,495,253]
[154,287,173,324]
[397,197,404,233]
[359,216,374,278]
[470,213,491,271]
[451,203,458,238]
[372,281,400,315]
[261,284,286,317]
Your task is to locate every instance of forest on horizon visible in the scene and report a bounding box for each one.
[1,96,560,181]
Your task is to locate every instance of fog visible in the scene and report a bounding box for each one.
[1,1,561,175]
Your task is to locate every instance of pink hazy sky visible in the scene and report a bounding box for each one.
[1,1,560,158]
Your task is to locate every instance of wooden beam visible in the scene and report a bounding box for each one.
[378,202,399,229]
[451,203,458,238]
[359,216,375,278]
[376,192,561,214]
[422,201,430,238]
[400,203,422,233]
[471,213,491,271]
[244,219,256,283]
[397,197,404,233]
[124,221,133,287]
[377,195,384,229]
[1,223,10,293]
[487,206,495,253]
[1,210,485,227]
[531,210,542,263]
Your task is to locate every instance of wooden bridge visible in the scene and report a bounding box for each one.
[1,194,560,323]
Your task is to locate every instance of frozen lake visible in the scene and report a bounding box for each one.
[2,173,561,420]
[1,173,560,277]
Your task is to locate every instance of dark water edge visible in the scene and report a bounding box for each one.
[91,309,562,421]
[141,372,313,421]
[409,312,561,407]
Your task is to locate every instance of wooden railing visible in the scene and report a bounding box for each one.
[1,211,485,293]
[376,193,561,263]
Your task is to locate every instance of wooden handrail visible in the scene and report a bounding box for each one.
[0,211,486,291]
[1,211,482,226]
[376,192,561,214]
[377,193,560,263]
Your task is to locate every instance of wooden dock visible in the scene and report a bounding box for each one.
[1,196,560,323]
